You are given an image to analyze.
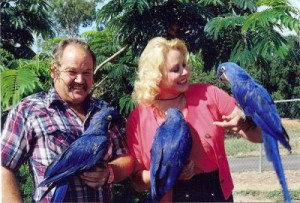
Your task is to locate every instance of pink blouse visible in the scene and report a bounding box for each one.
[126,83,236,199]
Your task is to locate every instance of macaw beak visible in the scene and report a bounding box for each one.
[220,73,227,81]
[217,71,224,81]
[217,72,228,82]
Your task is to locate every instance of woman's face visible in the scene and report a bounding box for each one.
[158,49,190,98]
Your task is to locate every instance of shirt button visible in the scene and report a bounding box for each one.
[205,133,211,139]
[221,179,225,184]
[218,155,222,160]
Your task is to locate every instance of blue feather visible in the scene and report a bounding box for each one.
[150,108,192,202]
[217,62,292,202]
[39,105,121,202]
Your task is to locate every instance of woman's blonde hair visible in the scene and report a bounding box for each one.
[132,37,189,105]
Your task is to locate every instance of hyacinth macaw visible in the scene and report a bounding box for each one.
[217,62,292,202]
[150,108,192,202]
[39,105,121,203]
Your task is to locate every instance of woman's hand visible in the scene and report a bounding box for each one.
[179,160,196,180]
[213,105,245,135]
[213,105,262,143]
[80,165,109,188]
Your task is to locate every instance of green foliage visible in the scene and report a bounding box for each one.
[16,163,33,203]
[236,189,300,201]
[189,53,217,84]
[1,68,42,110]
[119,95,136,116]
[113,179,149,203]
[97,0,299,71]
[1,0,54,59]
[37,36,68,54]
[204,0,300,67]
[1,50,52,111]
[49,0,103,37]
[97,1,212,63]
[82,29,137,115]
[204,15,246,40]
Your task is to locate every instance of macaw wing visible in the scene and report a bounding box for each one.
[232,82,249,109]
[150,118,192,201]
[239,83,290,150]
[160,120,191,174]
[42,135,108,185]
[150,125,166,201]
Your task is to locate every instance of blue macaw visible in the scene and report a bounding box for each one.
[39,104,121,202]
[217,62,292,202]
[150,108,192,202]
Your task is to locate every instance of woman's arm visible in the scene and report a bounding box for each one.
[213,105,263,143]
[131,159,151,192]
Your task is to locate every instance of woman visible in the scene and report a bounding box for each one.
[126,37,262,202]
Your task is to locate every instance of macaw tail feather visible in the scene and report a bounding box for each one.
[263,134,291,202]
[148,194,159,203]
[51,181,69,203]
[281,125,292,152]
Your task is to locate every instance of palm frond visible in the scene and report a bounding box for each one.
[198,0,225,6]
[119,94,136,116]
[230,40,258,66]
[242,1,300,34]
[205,15,245,39]
[1,69,43,110]
[252,26,289,58]
[232,0,257,12]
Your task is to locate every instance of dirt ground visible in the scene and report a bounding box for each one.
[282,118,300,131]
[233,118,300,202]
[232,170,300,202]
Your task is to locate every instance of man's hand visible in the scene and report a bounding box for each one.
[80,165,109,188]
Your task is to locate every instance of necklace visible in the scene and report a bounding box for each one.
[156,93,183,101]
[153,94,187,125]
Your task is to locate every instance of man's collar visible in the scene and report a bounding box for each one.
[46,87,105,112]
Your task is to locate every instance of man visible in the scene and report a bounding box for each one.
[1,39,133,202]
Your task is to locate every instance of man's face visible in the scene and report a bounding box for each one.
[51,44,94,107]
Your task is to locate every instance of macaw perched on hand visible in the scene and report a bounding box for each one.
[217,62,292,202]
[150,108,192,202]
[39,104,121,203]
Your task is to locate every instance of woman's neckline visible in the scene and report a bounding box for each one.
[156,93,183,101]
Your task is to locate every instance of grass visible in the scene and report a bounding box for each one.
[235,189,300,201]
[225,131,300,157]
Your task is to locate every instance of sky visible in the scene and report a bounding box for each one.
[289,0,300,9]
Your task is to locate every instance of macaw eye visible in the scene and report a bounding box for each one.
[221,66,226,72]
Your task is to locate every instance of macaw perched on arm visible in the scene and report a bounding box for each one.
[150,108,192,202]
[39,105,121,203]
[217,62,292,202]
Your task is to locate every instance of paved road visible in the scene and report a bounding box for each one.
[228,154,300,172]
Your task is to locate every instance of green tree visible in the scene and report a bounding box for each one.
[82,29,137,115]
[1,0,54,59]
[0,49,52,112]
[49,0,103,37]
[205,0,300,67]
[97,0,300,71]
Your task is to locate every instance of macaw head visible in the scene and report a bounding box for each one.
[165,107,184,121]
[217,62,251,84]
[88,105,122,135]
